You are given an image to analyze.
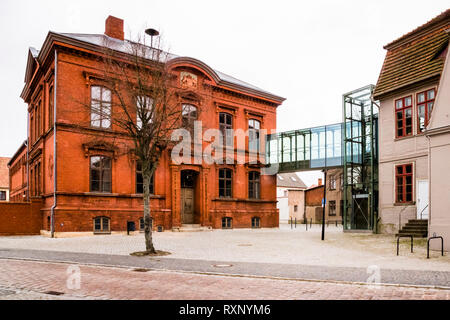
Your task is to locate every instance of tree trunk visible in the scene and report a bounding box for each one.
[143,171,156,253]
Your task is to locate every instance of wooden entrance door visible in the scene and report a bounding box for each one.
[181,188,194,224]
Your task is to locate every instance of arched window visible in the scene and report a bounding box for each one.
[248,119,260,152]
[219,168,232,198]
[90,156,112,193]
[251,217,261,228]
[182,104,198,133]
[222,217,232,229]
[219,112,233,146]
[93,217,110,233]
[91,86,111,129]
[248,171,260,199]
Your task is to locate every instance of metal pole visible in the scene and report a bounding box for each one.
[322,170,327,241]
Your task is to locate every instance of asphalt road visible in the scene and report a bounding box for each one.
[0,248,448,288]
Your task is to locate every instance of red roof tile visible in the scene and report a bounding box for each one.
[374,10,450,99]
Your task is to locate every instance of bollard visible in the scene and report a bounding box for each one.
[396,235,413,256]
[427,236,444,259]
[295,218,297,228]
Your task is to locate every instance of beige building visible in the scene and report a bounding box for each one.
[277,173,307,223]
[0,157,10,202]
[325,169,344,222]
[427,36,450,251]
[374,10,449,236]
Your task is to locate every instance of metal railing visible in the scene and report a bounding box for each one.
[427,235,444,259]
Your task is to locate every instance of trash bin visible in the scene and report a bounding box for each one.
[127,221,136,235]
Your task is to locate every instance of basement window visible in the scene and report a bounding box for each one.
[222,217,232,229]
[251,217,260,229]
[93,217,110,234]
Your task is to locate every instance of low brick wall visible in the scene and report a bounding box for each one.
[0,199,43,235]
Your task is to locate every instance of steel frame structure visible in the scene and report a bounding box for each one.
[265,84,379,232]
[342,85,378,231]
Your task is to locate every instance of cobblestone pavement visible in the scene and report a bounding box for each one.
[0,225,448,272]
[1,248,449,287]
[0,259,449,300]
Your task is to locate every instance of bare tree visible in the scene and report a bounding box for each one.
[83,33,184,254]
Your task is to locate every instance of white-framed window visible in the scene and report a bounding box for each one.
[248,119,260,152]
[91,86,111,128]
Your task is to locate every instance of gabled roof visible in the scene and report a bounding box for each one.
[427,37,450,131]
[26,32,285,104]
[24,47,40,84]
[373,10,450,99]
[7,141,27,167]
[277,173,307,189]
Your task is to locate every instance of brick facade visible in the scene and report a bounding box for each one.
[0,199,43,235]
[8,16,284,235]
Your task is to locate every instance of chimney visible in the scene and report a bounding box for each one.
[105,16,124,41]
[318,178,323,186]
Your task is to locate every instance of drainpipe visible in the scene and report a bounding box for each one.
[426,134,431,235]
[50,49,58,238]
[25,138,29,202]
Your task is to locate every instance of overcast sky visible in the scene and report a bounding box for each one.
[1,1,448,185]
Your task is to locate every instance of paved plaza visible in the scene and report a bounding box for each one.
[0,225,448,271]
[0,225,449,300]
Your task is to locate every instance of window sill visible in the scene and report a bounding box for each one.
[394,135,414,142]
[93,231,111,235]
[394,201,416,206]
[212,198,276,203]
[89,126,113,132]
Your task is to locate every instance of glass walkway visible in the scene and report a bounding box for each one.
[265,85,379,232]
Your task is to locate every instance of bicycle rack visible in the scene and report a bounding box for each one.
[427,236,444,259]
[396,235,413,256]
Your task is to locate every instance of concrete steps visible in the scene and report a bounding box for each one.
[396,219,428,238]
[172,224,212,232]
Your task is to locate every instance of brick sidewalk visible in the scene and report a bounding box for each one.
[0,259,449,300]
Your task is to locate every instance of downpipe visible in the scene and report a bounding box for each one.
[50,49,58,238]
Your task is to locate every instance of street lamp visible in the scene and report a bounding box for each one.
[145,28,159,49]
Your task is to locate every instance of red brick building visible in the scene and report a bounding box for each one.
[305,180,324,223]
[0,157,11,201]
[8,16,284,235]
